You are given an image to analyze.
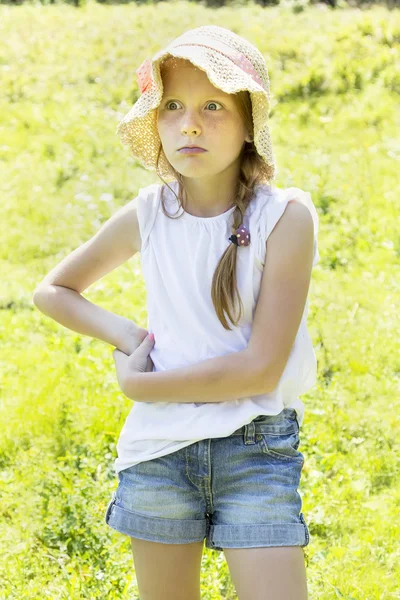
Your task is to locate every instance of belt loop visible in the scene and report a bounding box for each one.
[244,420,256,444]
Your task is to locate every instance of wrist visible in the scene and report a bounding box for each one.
[115,317,140,354]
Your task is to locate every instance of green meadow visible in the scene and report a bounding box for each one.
[1,0,399,597]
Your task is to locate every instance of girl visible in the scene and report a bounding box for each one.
[34,25,319,600]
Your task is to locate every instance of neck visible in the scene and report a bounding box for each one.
[179,164,241,218]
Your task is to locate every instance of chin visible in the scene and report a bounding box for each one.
[173,164,209,176]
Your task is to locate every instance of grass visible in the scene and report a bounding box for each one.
[0,0,399,597]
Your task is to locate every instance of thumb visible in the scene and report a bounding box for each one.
[144,333,155,344]
[133,333,154,355]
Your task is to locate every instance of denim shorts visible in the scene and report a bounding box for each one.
[105,407,310,551]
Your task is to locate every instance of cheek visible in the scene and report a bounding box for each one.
[157,117,172,141]
[157,113,179,136]
[205,113,242,135]
[209,118,244,145]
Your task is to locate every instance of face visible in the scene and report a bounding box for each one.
[157,59,251,179]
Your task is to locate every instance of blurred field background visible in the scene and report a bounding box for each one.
[1,0,399,597]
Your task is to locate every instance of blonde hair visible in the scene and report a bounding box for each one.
[155,58,274,331]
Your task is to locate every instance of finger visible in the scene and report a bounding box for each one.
[137,334,155,352]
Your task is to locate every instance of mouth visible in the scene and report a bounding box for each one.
[178,144,206,150]
[178,147,207,154]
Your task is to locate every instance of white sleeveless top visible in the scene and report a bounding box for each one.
[114,180,320,474]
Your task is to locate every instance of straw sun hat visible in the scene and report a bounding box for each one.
[116,24,276,181]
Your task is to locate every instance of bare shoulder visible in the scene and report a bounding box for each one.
[267,197,315,247]
[280,197,314,227]
[265,198,315,279]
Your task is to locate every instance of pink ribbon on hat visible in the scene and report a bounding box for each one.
[136,35,266,95]
[171,35,265,90]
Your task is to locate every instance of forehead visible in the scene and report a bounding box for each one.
[160,58,230,98]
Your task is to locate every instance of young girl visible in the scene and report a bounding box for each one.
[34,25,319,600]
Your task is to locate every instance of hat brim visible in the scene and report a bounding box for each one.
[116,44,274,179]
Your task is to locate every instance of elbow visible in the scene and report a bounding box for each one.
[32,288,46,309]
[255,363,280,396]
[32,285,54,310]
[244,352,279,396]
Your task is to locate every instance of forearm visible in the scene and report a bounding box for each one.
[32,285,137,352]
[124,349,275,403]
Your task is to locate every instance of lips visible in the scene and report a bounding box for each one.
[178,147,207,154]
[179,146,206,150]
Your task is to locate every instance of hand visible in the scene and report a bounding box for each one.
[117,320,149,356]
[113,334,155,395]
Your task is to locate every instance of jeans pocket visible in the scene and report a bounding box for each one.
[258,429,304,463]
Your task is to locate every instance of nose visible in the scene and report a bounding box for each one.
[180,111,202,137]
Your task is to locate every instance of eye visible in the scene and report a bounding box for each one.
[206,101,223,111]
[165,101,180,111]
[165,100,223,111]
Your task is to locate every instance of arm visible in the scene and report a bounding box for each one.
[32,195,145,356]
[122,348,272,404]
[123,199,315,404]
[33,286,139,355]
